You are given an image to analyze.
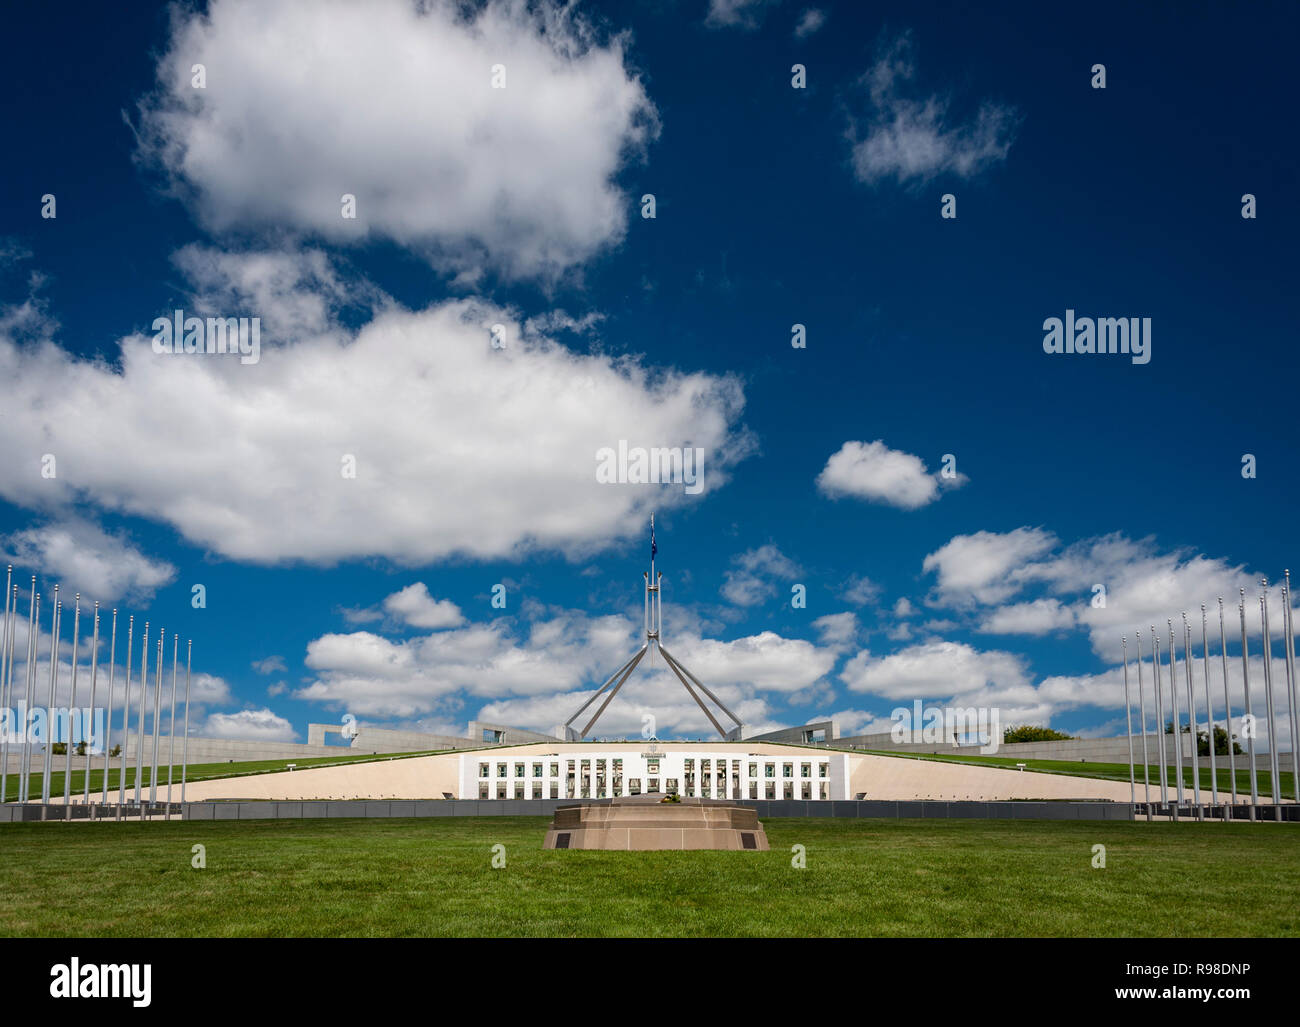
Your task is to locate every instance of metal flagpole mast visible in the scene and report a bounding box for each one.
[117,616,133,816]
[101,609,116,805]
[1135,631,1151,817]
[1182,614,1200,814]
[1122,636,1135,805]
[134,621,149,807]
[1260,583,1280,807]
[1168,620,1182,817]
[149,629,164,806]
[42,588,60,808]
[0,566,12,805]
[1218,599,1236,809]
[4,584,15,802]
[180,640,192,806]
[21,586,37,804]
[64,595,81,818]
[1240,591,1258,819]
[1285,572,1300,804]
[166,633,179,810]
[1200,605,1217,809]
[1152,628,1167,807]
[85,604,99,807]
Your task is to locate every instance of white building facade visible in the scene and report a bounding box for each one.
[457,747,851,802]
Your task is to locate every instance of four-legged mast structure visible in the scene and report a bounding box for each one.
[563,515,744,741]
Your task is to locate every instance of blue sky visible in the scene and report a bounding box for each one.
[0,0,1296,746]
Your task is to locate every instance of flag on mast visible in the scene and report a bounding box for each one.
[650,513,656,560]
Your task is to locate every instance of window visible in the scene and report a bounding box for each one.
[666,779,678,795]
[550,782,559,799]
[801,782,811,800]
[765,782,775,799]
[783,763,793,778]
[819,763,827,778]
[801,763,811,778]
[749,783,758,799]
[533,763,543,778]
[784,782,793,799]
[648,778,659,793]
[479,783,489,799]
[515,763,524,778]
[764,764,775,778]
[550,763,559,777]
[497,763,507,777]
[532,783,542,799]
[515,783,525,799]
[748,763,757,778]
[819,782,828,800]
[479,763,489,778]
[497,783,507,799]
[647,759,659,774]
[629,778,641,795]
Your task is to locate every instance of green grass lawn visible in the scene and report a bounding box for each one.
[0,816,1295,937]
[862,749,1296,800]
[0,748,455,803]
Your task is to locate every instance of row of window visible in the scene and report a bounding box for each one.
[476,779,832,800]
[478,759,828,780]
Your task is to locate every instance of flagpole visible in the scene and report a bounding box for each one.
[0,566,12,806]
[84,603,99,808]
[180,640,192,807]
[1182,614,1201,816]
[149,629,164,807]
[134,621,148,807]
[1168,620,1182,818]
[1135,631,1151,818]
[117,616,133,818]
[1200,605,1217,809]
[1152,628,1168,809]
[101,609,117,805]
[1122,636,1135,805]
[1260,583,1280,811]
[20,587,38,805]
[1285,572,1300,804]
[62,595,79,821]
[42,590,60,814]
[167,633,179,813]
[1218,598,1236,811]
[1240,591,1258,821]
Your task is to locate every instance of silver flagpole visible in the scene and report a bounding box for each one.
[21,587,38,804]
[1219,598,1236,809]
[42,591,59,812]
[2,583,16,805]
[149,629,164,806]
[1240,591,1258,819]
[134,621,149,807]
[1200,605,1217,809]
[1152,628,1168,808]
[180,640,192,806]
[1122,636,1135,805]
[1135,631,1151,817]
[101,609,116,805]
[1260,584,1280,810]
[85,604,99,808]
[1183,614,1201,815]
[117,616,133,817]
[64,595,81,818]
[0,566,12,805]
[1285,572,1300,804]
[166,633,178,812]
[1168,620,1183,818]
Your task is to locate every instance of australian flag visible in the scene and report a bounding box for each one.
[651,514,657,560]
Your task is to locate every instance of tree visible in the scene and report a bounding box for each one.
[1003,725,1074,743]
[51,742,67,756]
[109,744,122,758]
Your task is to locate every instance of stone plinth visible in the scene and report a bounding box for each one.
[542,795,770,851]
